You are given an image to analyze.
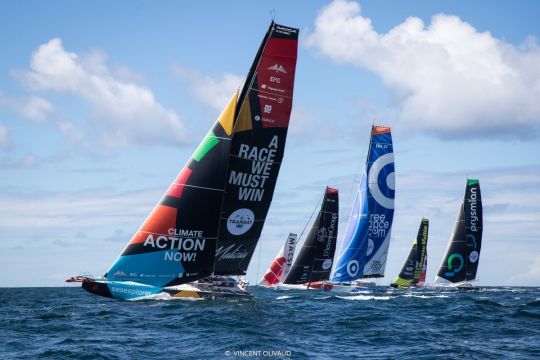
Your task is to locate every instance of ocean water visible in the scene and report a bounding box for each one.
[1,286,539,359]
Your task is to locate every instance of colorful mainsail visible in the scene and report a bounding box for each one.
[214,23,299,275]
[284,187,339,285]
[392,218,429,288]
[434,179,483,285]
[93,22,299,295]
[331,126,395,282]
[105,92,239,287]
[258,233,298,286]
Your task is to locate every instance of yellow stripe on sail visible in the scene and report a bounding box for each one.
[393,277,412,288]
[234,94,253,133]
[218,90,238,136]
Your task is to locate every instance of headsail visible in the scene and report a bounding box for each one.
[392,218,429,288]
[284,187,339,285]
[214,23,299,275]
[105,92,238,287]
[258,233,298,286]
[434,179,483,284]
[331,126,395,282]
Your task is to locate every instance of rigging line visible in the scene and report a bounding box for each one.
[297,189,324,245]
[256,240,262,283]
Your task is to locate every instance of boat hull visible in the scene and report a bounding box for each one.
[274,282,387,294]
[81,278,251,300]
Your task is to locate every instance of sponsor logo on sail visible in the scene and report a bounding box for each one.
[469,186,480,232]
[369,214,390,238]
[346,260,360,277]
[215,244,249,261]
[267,64,287,74]
[370,260,383,272]
[110,287,153,297]
[227,208,255,235]
[275,25,297,35]
[469,250,479,263]
[445,253,464,277]
[322,259,333,270]
[368,153,395,209]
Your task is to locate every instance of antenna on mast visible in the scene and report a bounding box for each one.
[270,8,276,21]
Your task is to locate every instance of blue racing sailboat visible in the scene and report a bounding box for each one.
[328,125,395,293]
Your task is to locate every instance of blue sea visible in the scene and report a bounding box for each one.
[1,286,539,359]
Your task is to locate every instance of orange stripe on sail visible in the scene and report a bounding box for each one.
[372,125,391,135]
[129,205,177,244]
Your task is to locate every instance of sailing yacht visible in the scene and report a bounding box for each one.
[66,21,299,300]
[390,218,429,288]
[433,179,483,290]
[317,125,395,293]
[277,187,339,290]
[258,233,298,287]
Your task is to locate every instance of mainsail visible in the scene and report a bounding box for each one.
[284,187,339,285]
[213,23,299,275]
[102,21,299,289]
[392,218,429,288]
[434,179,483,285]
[331,126,395,282]
[105,92,238,287]
[258,233,298,286]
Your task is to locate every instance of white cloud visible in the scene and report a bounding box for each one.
[18,38,188,148]
[172,64,244,112]
[0,92,53,122]
[306,0,540,140]
[0,122,11,149]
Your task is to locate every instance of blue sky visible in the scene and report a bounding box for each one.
[1,0,539,287]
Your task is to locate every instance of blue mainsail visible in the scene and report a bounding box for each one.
[331,126,395,282]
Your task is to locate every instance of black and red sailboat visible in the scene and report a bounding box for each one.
[277,187,339,290]
[67,22,299,300]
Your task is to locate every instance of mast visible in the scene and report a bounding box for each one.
[434,179,483,285]
[213,23,299,275]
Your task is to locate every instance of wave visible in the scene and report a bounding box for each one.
[400,294,449,299]
[336,295,391,301]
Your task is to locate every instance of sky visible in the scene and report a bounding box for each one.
[1,0,539,287]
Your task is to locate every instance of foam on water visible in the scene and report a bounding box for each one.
[336,295,391,301]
